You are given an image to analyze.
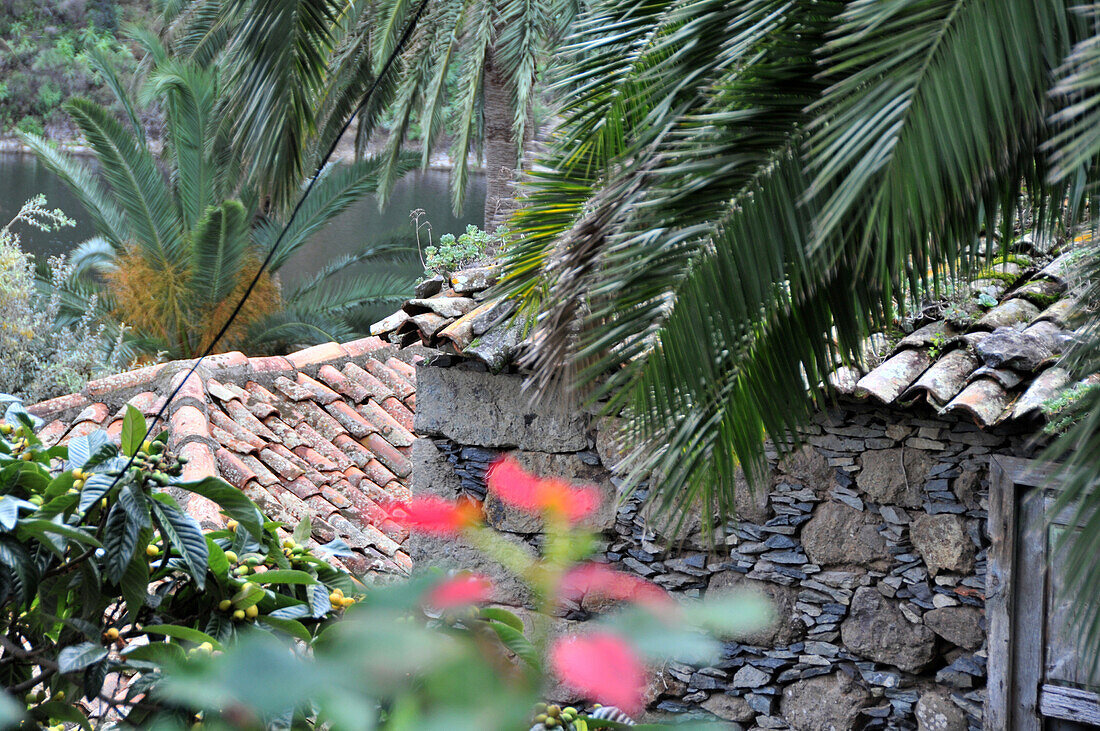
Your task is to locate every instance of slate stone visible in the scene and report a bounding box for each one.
[732,664,771,688]
[975,326,1054,371]
[777,445,836,495]
[701,694,755,723]
[840,587,936,672]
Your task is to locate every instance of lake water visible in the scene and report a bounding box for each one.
[0,152,486,286]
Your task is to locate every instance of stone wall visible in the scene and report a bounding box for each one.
[410,361,1043,731]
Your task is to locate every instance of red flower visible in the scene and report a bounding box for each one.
[558,563,673,610]
[426,573,494,609]
[387,496,480,535]
[549,632,646,715]
[486,456,600,524]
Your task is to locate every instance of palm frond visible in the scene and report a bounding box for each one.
[189,200,252,310]
[62,97,188,268]
[85,45,147,145]
[254,153,419,271]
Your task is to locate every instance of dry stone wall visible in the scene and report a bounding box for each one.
[410,362,1042,731]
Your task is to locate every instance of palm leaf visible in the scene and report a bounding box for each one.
[189,200,252,309]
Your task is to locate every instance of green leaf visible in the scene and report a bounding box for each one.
[0,495,31,530]
[32,701,91,731]
[177,477,264,540]
[258,617,313,643]
[478,607,525,633]
[66,431,112,470]
[104,484,148,584]
[79,473,116,513]
[293,516,312,545]
[307,582,332,618]
[16,519,102,548]
[189,200,251,309]
[206,537,229,585]
[252,570,318,586]
[486,622,539,670]
[58,642,109,674]
[0,689,24,728]
[120,539,151,618]
[122,641,188,666]
[143,625,223,650]
[120,405,147,458]
[231,584,266,609]
[151,500,209,588]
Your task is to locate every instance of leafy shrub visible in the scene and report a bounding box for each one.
[12,116,43,138]
[0,398,356,728]
[423,224,505,275]
[0,196,125,403]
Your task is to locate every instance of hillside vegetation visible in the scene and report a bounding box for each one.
[0,0,155,138]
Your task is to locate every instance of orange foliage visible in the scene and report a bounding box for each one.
[105,247,281,357]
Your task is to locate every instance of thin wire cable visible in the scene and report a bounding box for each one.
[109,0,430,492]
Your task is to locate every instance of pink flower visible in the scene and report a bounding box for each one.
[426,573,494,609]
[386,496,480,535]
[549,632,646,714]
[486,456,600,524]
[558,563,673,610]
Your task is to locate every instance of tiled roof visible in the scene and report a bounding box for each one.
[373,241,1085,429]
[28,337,424,579]
[829,243,1086,426]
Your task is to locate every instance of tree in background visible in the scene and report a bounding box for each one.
[501,0,1100,667]
[19,41,416,359]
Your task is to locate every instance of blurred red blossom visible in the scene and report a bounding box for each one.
[486,456,600,524]
[387,496,480,535]
[557,563,673,610]
[549,632,646,714]
[426,573,494,609]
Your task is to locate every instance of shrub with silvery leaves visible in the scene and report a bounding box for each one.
[0,195,126,403]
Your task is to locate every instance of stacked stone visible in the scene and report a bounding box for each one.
[410,363,1040,731]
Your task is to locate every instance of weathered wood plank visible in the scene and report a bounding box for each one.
[1039,684,1100,725]
[1013,489,1046,731]
[986,456,1018,731]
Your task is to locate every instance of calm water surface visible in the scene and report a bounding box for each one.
[0,152,486,286]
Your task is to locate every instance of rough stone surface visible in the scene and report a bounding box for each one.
[841,587,936,672]
[777,445,835,494]
[915,689,968,731]
[414,365,587,451]
[923,606,984,650]
[780,672,872,731]
[708,570,806,646]
[857,447,934,508]
[910,514,975,575]
[701,694,755,723]
[801,501,889,569]
[483,450,618,532]
[410,438,462,498]
[595,416,629,472]
[404,530,534,606]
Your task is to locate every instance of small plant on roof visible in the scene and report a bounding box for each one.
[423,224,506,276]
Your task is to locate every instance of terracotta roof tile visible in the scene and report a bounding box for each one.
[26,392,89,419]
[30,337,424,579]
[37,420,69,447]
[105,419,124,441]
[357,401,415,447]
[324,400,376,438]
[295,372,342,404]
[286,342,348,369]
[341,362,395,402]
[364,359,414,400]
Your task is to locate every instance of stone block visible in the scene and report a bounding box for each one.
[840,587,936,672]
[923,606,983,650]
[780,672,871,731]
[801,501,888,569]
[415,366,587,451]
[410,438,462,498]
[707,570,806,646]
[856,447,935,508]
[915,689,968,731]
[910,514,975,575]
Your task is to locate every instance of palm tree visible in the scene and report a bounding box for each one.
[164,0,583,229]
[500,0,1100,666]
[19,44,416,358]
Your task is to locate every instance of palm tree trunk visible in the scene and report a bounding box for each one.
[482,47,519,231]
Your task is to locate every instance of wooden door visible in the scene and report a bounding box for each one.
[987,457,1100,730]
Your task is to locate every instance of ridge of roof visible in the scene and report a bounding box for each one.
[371,239,1087,429]
[28,336,427,579]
